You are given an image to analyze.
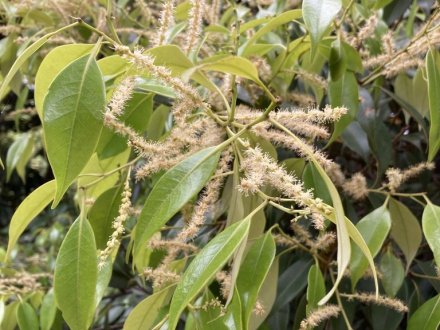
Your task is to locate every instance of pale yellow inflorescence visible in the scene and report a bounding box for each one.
[299,305,341,330]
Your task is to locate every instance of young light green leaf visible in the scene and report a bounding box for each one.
[422,202,440,268]
[123,285,174,330]
[303,0,341,52]
[133,147,221,265]
[380,249,404,297]
[5,180,56,261]
[6,132,32,181]
[408,294,440,330]
[199,55,262,86]
[426,49,440,161]
[16,302,38,330]
[237,231,275,327]
[40,289,57,330]
[35,44,94,117]
[168,217,251,329]
[390,198,422,271]
[0,22,78,101]
[306,263,326,313]
[54,217,98,330]
[43,52,105,207]
[350,205,391,288]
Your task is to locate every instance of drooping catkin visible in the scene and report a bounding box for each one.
[299,305,341,330]
[385,162,435,193]
[341,293,408,313]
[98,175,132,268]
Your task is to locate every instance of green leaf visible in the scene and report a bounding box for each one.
[89,185,123,249]
[199,55,262,85]
[0,22,77,101]
[328,71,359,144]
[146,105,170,140]
[168,217,251,329]
[237,232,276,327]
[303,0,341,52]
[35,44,94,117]
[133,147,221,266]
[5,180,56,261]
[350,205,391,288]
[43,52,106,207]
[54,217,98,330]
[379,249,404,297]
[6,132,32,181]
[329,37,346,81]
[40,289,57,330]
[16,302,38,330]
[274,259,312,310]
[249,257,279,329]
[302,163,331,205]
[145,45,215,91]
[306,263,326,313]
[239,10,302,56]
[390,198,422,271]
[408,294,440,330]
[427,49,440,161]
[97,55,129,81]
[123,285,174,330]
[422,202,440,268]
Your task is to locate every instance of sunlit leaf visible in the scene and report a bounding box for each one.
[5,180,56,261]
[408,294,440,330]
[168,217,251,329]
[422,202,440,268]
[43,51,105,207]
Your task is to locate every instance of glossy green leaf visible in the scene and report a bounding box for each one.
[306,263,326,313]
[303,0,341,51]
[350,205,391,288]
[237,232,275,327]
[390,198,422,271]
[379,249,404,297]
[54,217,98,330]
[168,217,251,329]
[16,302,38,330]
[427,49,440,161]
[0,23,77,101]
[35,44,94,117]
[43,52,105,207]
[123,285,174,330]
[89,185,123,249]
[1,300,19,330]
[133,147,221,265]
[15,133,34,182]
[6,132,32,181]
[274,259,312,310]
[5,180,56,260]
[422,202,440,268]
[40,289,57,330]
[328,71,359,144]
[408,294,440,330]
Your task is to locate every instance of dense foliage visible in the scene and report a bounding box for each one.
[1,0,440,329]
